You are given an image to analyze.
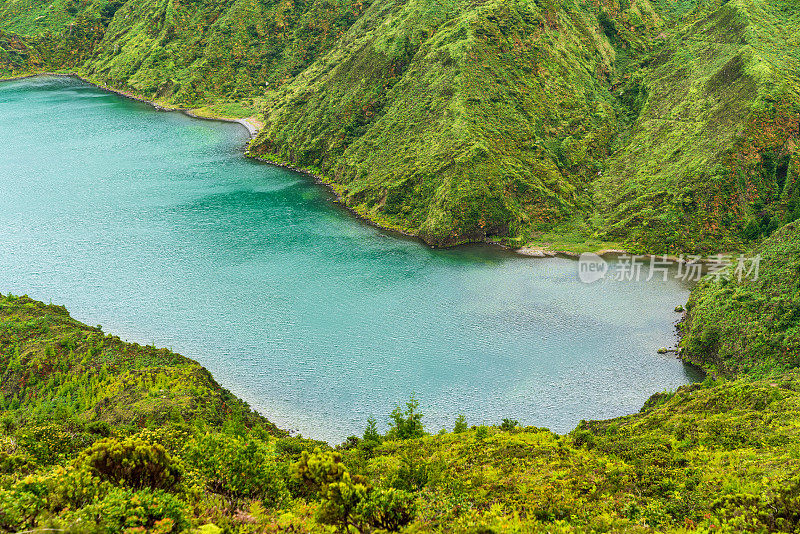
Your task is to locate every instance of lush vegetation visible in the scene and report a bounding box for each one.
[1,276,800,532]
[681,222,800,377]
[0,294,280,433]
[0,0,797,251]
[2,1,800,529]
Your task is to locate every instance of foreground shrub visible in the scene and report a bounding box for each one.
[293,448,416,532]
[293,448,350,495]
[356,488,416,532]
[81,437,181,491]
[0,466,106,531]
[185,432,288,509]
[69,486,189,533]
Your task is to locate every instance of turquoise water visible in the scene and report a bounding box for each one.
[0,76,700,442]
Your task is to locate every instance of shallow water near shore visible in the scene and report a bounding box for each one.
[0,76,701,442]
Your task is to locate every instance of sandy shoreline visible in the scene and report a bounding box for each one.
[1,72,262,140]
[516,246,727,263]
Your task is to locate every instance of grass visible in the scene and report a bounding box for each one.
[190,102,259,120]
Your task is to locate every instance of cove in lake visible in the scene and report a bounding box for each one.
[0,76,701,443]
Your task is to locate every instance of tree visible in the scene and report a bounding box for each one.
[363,417,380,443]
[453,414,467,434]
[293,448,366,531]
[388,396,424,440]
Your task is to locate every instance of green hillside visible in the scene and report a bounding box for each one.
[0,0,797,251]
[2,273,800,532]
[0,0,369,103]
[0,294,282,433]
[681,221,800,377]
[250,0,630,246]
[595,0,800,254]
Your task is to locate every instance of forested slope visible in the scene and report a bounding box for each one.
[0,294,282,433]
[0,0,797,251]
[595,0,800,253]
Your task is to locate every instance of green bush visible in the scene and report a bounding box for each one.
[69,486,189,533]
[293,448,366,530]
[294,448,416,532]
[81,437,181,491]
[0,484,47,532]
[293,448,349,494]
[41,465,107,513]
[186,432,288,508]
[391,453,428,492]
[316,473,369,532]
[356,487,417,531]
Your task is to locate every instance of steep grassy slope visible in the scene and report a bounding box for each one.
[0,29,39,76]
[574,375,800,532]
[3,0,797,250]
[248,0,701,246]
[0,0,371,110]
[250,0,631,245]
[0,293,316,533]
[595,0,800,254]
[251,0,798,249]
[0,294,282,433]
[681,222,800,377]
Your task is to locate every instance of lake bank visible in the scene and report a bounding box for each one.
[0,76,701,442]
[1,71,262,138]
[2,73,738,262]
[3,72,631,256]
